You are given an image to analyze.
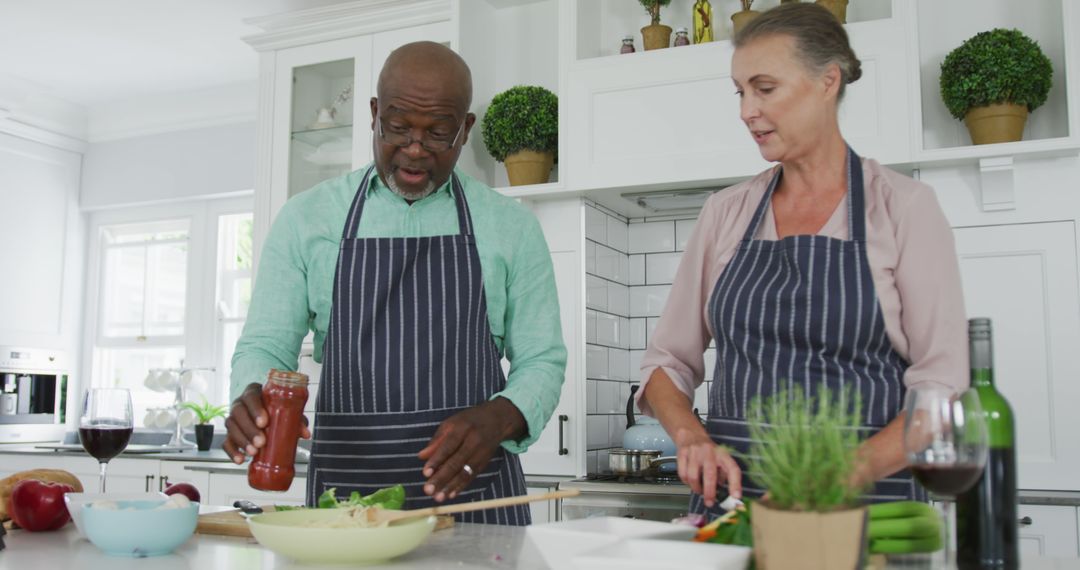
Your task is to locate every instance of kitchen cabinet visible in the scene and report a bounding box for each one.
[0,132,82,354]
[0,454,209,496]
[206,470,306,507]
[951,221,1080,491]
[1018,504,1080,558]
[244,2,453,270]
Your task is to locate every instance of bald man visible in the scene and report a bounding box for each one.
[225,42,566,525]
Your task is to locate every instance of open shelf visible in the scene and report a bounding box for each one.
[914,0,1074,154]
[291,124,353,147]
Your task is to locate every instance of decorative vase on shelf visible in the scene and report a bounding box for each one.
[673,27,690,47]
[309,107,337,130]
[504,151,555,187]
[731,10,760,37]
[620,35,636,54]
[693,0,714,44]
[639,0,673,50]
[816,0,848,23]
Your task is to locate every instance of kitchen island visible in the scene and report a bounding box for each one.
[2,521,1079,570]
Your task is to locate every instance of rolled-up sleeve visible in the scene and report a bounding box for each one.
[493,213,568,453]
[892,186,969,393]
[636,201,722,416]
[230,203,311,400]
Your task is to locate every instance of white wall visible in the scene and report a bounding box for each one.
[80,122,256,210]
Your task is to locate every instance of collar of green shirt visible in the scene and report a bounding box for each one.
[365,168,458,206]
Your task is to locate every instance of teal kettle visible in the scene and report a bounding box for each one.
[623,385,677,471]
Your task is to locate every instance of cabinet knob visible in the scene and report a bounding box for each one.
[1018,516,1033,526]
[558,415,569,456]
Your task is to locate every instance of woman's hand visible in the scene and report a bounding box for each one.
[674,427,743,508]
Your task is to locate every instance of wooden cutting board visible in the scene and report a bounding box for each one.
[195,508,455,538]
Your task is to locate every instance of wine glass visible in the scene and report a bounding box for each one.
[903,385,989,568]
[80,388,134,493]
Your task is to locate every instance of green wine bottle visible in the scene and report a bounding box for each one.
[956,317,1018,569]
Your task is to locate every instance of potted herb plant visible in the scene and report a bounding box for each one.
[731,0,760,37]
[182,398,228,451]
[940,28,1053,145]
[743,387,868,570]
[639,0,673,50]
[481,85,558,187]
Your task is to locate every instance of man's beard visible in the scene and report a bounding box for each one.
[387,171,436,201]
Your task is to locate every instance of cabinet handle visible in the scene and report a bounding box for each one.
[159,476,170,492]
[558,415,569,456]
[1018,516,1033,527]
[144,475,154,493]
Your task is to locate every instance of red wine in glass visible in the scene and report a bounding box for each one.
[912,463,983,496]
[79,423,133,462]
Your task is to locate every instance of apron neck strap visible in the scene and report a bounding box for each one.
[342,167,474,238]
[741,145,866,242]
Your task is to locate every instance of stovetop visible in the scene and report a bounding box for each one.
[561,473,691,497]
[580,472,683,484]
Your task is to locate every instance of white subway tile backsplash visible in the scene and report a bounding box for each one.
[587,451,598,474]
[585,310,597,344]
[646,317,660,346]
[595,244,622,283]
[607,216,628,252]
[629,255,645,286]
[608,283,629,316]
[694,381,709,408]
[587,415,609,449]
[619,382,633,410]
[608,349,629,381]
[585,206,606,244]
[629,221,675,254]
[609,415,627,448]
[704,348,717,381]
[676,219,698,251]
[587,379,599,414]
[596,313,621,347]
[646,252,683,285]
[629,350,646,382]
[586,345,608,379]
[597,449,611,473]
[586,275,608,312]
[629,285,671,317]
[585,241,596,275]
[597,380,621,414]
[619,317,630,349]
[630,318,647,350]
[618,255,630,286]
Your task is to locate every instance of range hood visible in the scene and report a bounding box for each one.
[621,188,720,213]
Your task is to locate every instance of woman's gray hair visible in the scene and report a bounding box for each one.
[734,3,862,100]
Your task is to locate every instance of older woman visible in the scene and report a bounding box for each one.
[637,3,968,515]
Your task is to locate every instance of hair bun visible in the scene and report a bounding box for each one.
[847,57,863,84]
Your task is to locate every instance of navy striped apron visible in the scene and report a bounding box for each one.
[689,147,925,516]
[307,167,531,525]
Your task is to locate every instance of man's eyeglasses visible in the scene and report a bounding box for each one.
[377,117,465,153]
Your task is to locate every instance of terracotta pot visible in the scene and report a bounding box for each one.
[504,150,554,186]
[640,24,672,51]
[751,501,868,570]
[816,0,848,23]
[730,10,760,37]
[964,103,1028,145]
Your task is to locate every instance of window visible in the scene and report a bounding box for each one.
[85,197,253,428]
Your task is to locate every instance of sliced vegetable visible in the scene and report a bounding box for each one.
[694,501,753,547]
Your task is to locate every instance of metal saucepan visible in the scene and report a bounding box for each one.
[608,450,678,477]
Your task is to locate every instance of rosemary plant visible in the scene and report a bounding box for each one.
[743,386,866,512]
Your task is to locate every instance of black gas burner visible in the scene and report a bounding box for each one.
[584,472,682,484]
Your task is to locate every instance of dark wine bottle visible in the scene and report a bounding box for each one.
[956,317,1018,569]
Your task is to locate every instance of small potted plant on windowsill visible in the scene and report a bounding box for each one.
[481,85,558,187]
[940,28,1053,145]
[743,386,869,570]
[182,398,228,452]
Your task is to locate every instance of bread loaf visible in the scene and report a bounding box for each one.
[0,469,83,521]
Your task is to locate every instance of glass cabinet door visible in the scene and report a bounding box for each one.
[288,58,357,198]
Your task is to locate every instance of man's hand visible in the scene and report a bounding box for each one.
[222,382,311,464]
[417,397,525,502]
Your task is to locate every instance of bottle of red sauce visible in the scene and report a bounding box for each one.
[248,369,309,491]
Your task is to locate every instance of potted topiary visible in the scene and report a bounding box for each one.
[731,0,760,37]
[940,28,1053,145]
[743,387,869,570]
[816,0,848,23]
[481,85,558,187]
[639,0,673,50]
[181,398,228,452]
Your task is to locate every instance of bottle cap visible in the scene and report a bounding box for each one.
[968,317,992,340]
[623,34,634,41]
[677,27,688,33]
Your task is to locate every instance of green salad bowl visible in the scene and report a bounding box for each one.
[247,509,436,565]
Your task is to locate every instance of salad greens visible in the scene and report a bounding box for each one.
[274,484,406,511]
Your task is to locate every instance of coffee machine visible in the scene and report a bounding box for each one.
[0,347,68,443]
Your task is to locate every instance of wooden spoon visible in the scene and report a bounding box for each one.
[362,488,581,525]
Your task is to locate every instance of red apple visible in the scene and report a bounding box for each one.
[163,482,201,503]
[8,479,73,532]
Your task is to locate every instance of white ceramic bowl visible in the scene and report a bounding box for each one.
[572,538,752,570]
[63,492,168,539]
[525,516,697,569]
[248,509,436,565]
